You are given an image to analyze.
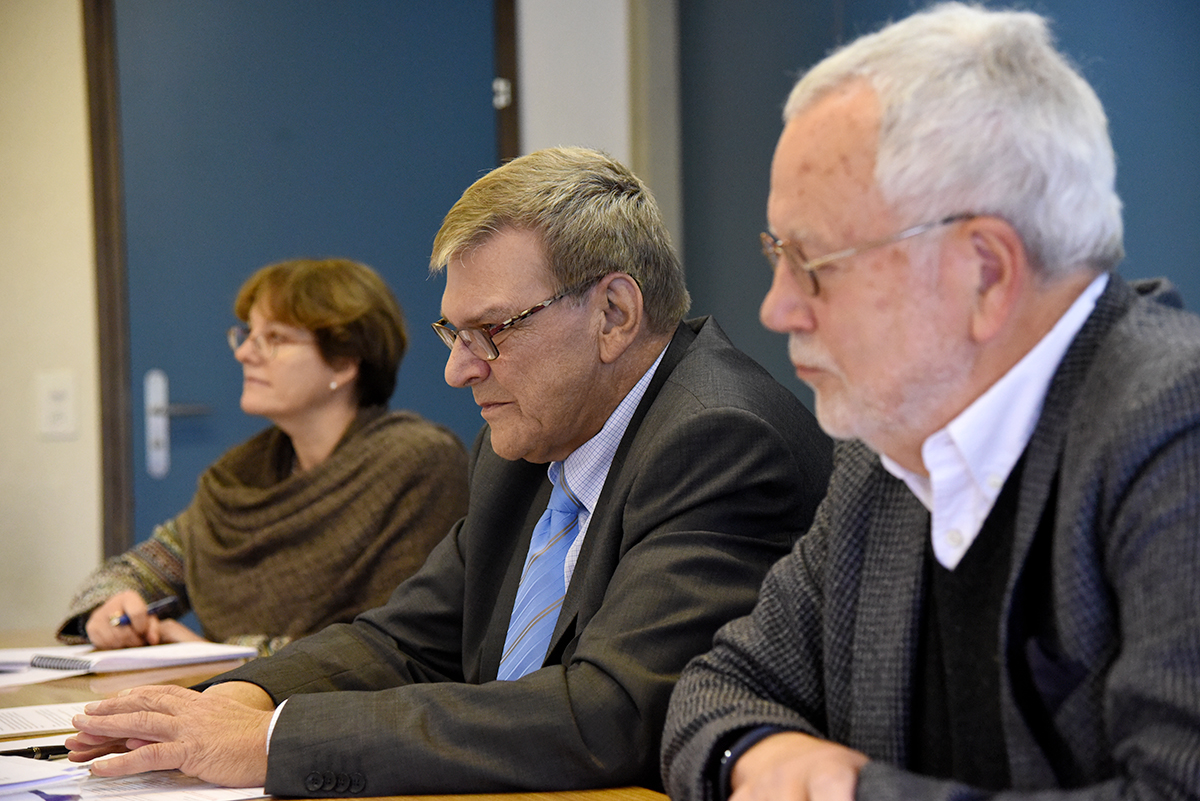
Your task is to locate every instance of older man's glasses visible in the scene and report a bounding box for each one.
[760,213,975,296]
[432,278,599,362]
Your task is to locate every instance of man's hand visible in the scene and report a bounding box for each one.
[67,683,274,787]
[730,732,868,801]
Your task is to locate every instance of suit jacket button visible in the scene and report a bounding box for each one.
[304,772,324,792]
[335,773,351,793]
[321,771,337,791]
[349,773,366,794]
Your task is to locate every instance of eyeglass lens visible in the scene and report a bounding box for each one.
[760,232,818,295]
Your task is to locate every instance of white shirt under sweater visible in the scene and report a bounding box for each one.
[881,272,1108,570]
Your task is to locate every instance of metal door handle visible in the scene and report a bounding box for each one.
[144,369,211,478]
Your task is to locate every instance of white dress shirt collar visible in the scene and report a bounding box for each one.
[882,272,1108,569]
[552,344,669,584]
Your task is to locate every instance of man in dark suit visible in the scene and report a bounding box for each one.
[661,4,1200,801]
[69,147,833,795]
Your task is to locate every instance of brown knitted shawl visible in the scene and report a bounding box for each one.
[182,407,468,642]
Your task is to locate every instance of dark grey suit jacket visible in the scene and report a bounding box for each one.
[210,316,833,796]
[662,276,1200,800]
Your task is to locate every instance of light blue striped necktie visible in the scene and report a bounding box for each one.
[498,468,582,680]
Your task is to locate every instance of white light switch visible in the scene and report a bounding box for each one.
[36,368,77,439]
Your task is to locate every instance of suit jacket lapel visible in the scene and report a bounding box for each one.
[1008,277,1132,579]
[1000,275,1133,783]
[847,469,929,763]
[548,319,700,656]
[1004,276,1132,649]
[480,466,553,680]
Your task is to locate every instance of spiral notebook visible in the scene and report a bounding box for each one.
[0,642,256,674]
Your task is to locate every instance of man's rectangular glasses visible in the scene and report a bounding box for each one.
[761,213,975,296]
[431,278,600,362]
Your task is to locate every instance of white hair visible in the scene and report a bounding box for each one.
[784,2,1124,276]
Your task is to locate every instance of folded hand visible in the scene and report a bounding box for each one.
[730,731,868,801]
[67,683,273,788]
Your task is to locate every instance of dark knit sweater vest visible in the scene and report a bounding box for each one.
[909,458,1027,789]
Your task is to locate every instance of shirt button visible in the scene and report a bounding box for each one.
[947,529,964,547]
[987,474,1003,490]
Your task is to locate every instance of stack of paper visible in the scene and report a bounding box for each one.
[0,765,267,801]
[0,648,92,673]
[0,644,256,688]
[0,753,88,796]
[80,770,267,801]
[0,644,256,674]
[0,648,91,689]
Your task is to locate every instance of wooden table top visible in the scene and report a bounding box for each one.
[0,631,669,801]
[383,792,666,801]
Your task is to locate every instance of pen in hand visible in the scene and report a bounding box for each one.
[109,595,179,627]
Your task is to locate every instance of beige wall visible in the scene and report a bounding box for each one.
[0,0,102,636]
[517,0,681,249]
[518,0,631,159]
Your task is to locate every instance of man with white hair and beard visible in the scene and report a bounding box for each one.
[662,4,1200,800]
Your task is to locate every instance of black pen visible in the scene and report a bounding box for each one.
[109,595,179,627]
[0,745,71,760]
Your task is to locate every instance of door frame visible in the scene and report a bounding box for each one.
[81,0,519,557]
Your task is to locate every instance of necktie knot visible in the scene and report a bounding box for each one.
[547,479,583,516]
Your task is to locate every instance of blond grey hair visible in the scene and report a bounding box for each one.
[431,147,689,333]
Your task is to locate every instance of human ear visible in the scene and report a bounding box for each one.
[964,217,1028,343]
[329,357,361,391]
[596,273,643,364]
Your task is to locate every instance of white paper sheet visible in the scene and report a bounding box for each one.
[0,705,88,739]
[0,646,254,676]
[0,649,92,674]
[0,671,88,690]
[0,755,88,796]
[1,761,265,801]
[79,771,266,801]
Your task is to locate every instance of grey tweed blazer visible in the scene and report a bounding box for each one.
[662,275,1200,801]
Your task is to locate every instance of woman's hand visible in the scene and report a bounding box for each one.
[85,591,161,650]
[157,618,206,643]
[85,592,203,649]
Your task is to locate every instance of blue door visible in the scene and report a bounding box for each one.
[115,0,495,544]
